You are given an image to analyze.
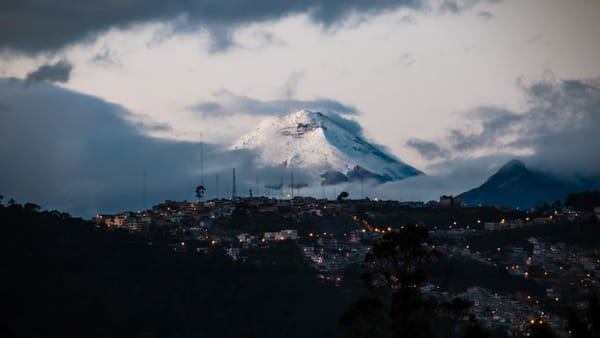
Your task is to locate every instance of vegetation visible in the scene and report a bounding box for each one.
[566,190,600,212]
[339,225,476,338]
[195,185,206,201]
[0,200,354,338]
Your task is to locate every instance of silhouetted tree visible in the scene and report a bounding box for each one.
[339,298,387,338]
[195,185,205,201]
[462,315,489,338]
[341,225,436,338]
[337,191,349,201]
[566,293,600,338]
[566,191,600,211]
[23,202,41,213]
[362,225,430,293]
[438,298,472,338]
[527,318,558,338]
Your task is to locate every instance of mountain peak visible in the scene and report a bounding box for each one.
[498,159,527,173]
[458,159,574,208]
[233,110,422,185]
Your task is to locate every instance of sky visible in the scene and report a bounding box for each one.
[1,0,600,216]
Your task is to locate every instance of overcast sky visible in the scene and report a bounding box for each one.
[1,0,599,215]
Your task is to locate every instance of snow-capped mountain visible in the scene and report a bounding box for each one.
[232,110,422,185]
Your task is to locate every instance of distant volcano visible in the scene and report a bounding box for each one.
[458,159,581,209]
[232,110,422,186]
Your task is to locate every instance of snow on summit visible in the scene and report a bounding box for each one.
[232,110,422,185]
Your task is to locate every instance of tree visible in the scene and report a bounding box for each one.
[526,318,558,338]
[341,225,436,338]
[340,224,479,338]
[337,191,349,202]
[362,225,430,293]
[339,298,386,338]
[438,298,472,338]
[462,315,489,338]
[566,191,600,211]
[566,293,600,338]
[23,202,41,213]
[195,185,205,202]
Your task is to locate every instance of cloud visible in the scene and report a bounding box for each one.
[411,77,600,176]
[25,60,73,84]
[0,78,322,216]
[0,78,515,212]
[279,153,511,201]
[397,53,416,68]
[0,0,416,54]
[406,138,446,160]
[90,48,121,67]
[477,11,494,21]
[189,90,359,117]
[281,72,304,99]
[440,0,500,14]
[527,33,544,44]
[0,78,200,216]
[0,0,502,54]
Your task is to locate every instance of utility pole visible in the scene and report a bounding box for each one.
[200,133,204,186]
[361,175,364,200]
[216,173,219,200]
[290,171,294,199]
[279,176,283,200]
[142,168,146,211]
[232,168,237,200]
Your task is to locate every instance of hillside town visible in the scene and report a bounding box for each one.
[93,194,600,337]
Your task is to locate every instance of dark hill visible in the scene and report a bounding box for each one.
[0,202,355,338]
[458,160,575,209]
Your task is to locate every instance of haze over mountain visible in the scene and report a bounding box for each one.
[232,110,422,186]
[458,159,595,209]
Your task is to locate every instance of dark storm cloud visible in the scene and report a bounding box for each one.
[413,78,600,176]
[0,0,501,54]
[0,78,313,216]
[25,60,72,84]
[189,90,359,117]
[0,0,417,53]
